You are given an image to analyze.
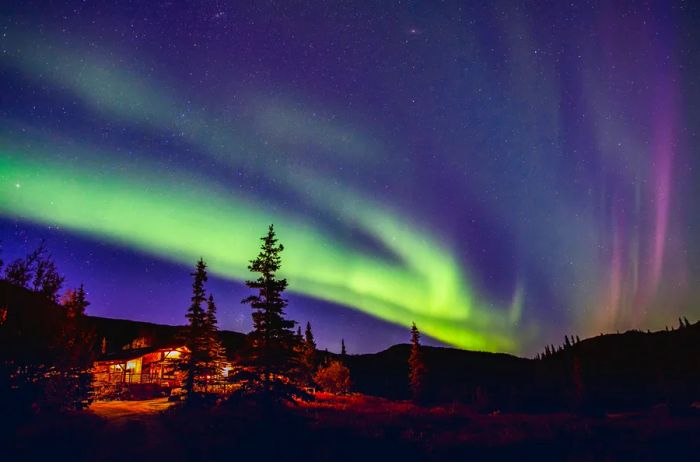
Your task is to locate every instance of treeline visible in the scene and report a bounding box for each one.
[13,228,697,415]
[0,242,95,421]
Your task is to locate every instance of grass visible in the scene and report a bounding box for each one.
[5,393,700,461]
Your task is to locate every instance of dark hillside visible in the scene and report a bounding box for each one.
[3,280,700,412]
[347,344,532,404]
[0,281,245,359]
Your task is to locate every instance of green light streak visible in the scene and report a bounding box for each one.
[0,143,521,351]
[0,30,530,352]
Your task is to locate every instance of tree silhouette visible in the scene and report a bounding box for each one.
[32,244,64,302]
[203,294,227,390]
[4,256,32,288]
[46,285,96,411]
[4,242,64,302]
[341,338,347,356]
[62,284,90,317]
[304,322,316,357]
[183,258,209,400]
[242,225,297,384]
[300,322,317,385]
[408,322,427,401]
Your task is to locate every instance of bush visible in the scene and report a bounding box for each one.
[314,360,351,394]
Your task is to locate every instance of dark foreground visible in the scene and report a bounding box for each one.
[4,394,700,462]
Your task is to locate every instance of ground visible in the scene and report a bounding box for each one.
[7,393,700,461]
[90,397,174,420]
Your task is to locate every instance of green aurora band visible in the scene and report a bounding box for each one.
[0,32,528,352]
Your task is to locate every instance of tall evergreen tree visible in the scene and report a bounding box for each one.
[242,225,297,383]
[183,258,209,400]
[301,322,317,384]
[304,322,316,356]
[341,338,347,356]
[203,294,227,388]
[408,322,427,401]
[48,285,96,411]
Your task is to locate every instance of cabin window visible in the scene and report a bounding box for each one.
[164,350,181,359]
[162,365,176,379]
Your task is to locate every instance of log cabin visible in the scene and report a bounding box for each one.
[93,344,189,390]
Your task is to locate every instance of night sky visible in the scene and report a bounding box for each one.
[1,1,699,356]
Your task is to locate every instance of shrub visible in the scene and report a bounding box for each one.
[314,360,351,394]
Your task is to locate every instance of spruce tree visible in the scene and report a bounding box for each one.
[341,338,347,356]
[408,322,427,402]
[301,322,317,385]
[49,285,96,410]
[183,258,208,400]
[242,225,297,384]
[204,294,227,388]
[304,322,316,359]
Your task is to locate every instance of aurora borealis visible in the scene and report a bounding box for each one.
[1,1,698,355]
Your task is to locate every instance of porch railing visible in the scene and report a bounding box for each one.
[93,372,178,386]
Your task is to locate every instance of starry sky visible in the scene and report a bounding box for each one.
[1,1,699,356]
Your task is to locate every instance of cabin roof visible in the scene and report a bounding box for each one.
[96,344,186,362]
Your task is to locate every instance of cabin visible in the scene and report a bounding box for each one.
[93,344,190,398]
[93,343,235,399]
